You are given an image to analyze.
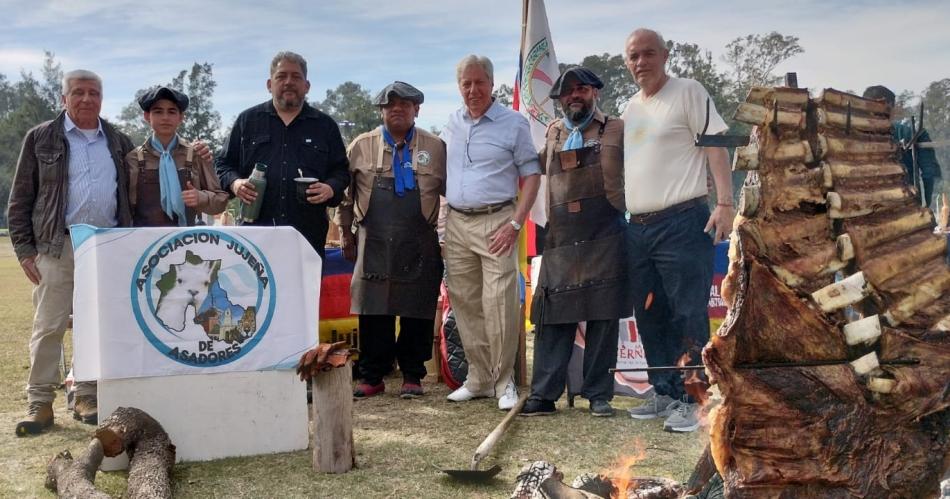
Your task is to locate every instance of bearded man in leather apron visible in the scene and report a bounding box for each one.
[521,68,630,418]
[336,82,446,399]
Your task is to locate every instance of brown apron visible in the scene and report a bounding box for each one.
[131,146,197,227]
[530,118,630,325]
[350,139,443,319]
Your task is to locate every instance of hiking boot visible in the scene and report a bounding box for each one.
[519,398,556,417]
[353,382,385,399]
[15,401,54,437]
[497,380,518,410]
[663,400,700,433]
[399,381,424,399]
[73,395,98,425]
[627,393,678,420]
[589,400,614,418]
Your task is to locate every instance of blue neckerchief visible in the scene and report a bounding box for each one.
[382,125,416,197]
[561,111,595,151]
[150,135,187,226]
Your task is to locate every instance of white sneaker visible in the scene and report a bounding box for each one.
[447,384,493,402]
[497,381,518,410]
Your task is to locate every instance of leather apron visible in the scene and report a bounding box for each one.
[131,147,197,227]
[350,139,443,319]
[530,118,629,325]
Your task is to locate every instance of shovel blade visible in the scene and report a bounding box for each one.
[441,464,502,482]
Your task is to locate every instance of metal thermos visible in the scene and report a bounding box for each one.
[241,163,268,223]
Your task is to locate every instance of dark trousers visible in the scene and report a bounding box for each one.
[529,319,619,402]
[625,204,713,402]
[357,315,433,385]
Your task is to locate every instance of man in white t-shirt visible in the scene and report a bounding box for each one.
[621,28,734,433]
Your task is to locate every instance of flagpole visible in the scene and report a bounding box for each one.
[516,0,532,388]
[520,0,529,64]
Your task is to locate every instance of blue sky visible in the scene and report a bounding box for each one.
[2,0,948,132]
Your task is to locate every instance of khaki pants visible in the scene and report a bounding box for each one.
[444,207,520,395]
[27,239,95,403]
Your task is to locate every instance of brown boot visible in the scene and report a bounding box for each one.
[73,395,98,425]
[15,401,54,437]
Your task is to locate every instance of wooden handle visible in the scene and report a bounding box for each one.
[470,392,529,470]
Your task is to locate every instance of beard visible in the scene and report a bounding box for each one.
[564,101,593,122]
[276,90,304,110]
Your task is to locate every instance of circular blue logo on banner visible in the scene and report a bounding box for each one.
[130,229,276,367]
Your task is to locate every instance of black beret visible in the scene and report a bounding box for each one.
[373,81,424,106]
[138,86,189,112]
[549,67,604,99]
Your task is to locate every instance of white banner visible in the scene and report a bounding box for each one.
[519,0,559,227]
[71,225,321,381]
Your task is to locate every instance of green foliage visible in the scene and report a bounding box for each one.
[0,52,62,227]
[495,83,514,108]
[315,81,378,144]
[721,32,804,118]
[920,79,950,198]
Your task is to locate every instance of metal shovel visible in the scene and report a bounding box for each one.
[440,392,529,482]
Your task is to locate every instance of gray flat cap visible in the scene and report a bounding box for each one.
[549,67,604,99]
[373,81,424,106]
[139,86,189,112]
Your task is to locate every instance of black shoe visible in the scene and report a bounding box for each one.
[589,400,614,417]
[519,398,556,416]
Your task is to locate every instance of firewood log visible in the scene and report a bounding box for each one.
[95,407,175,499]
[45,440,110,499]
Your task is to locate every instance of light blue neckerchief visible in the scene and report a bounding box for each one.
[561,111,595,151]
[381,125,416,197]
[150,135,187,226]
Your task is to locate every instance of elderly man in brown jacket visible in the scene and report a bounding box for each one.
[7,71,213,436]
[7,69,134,434]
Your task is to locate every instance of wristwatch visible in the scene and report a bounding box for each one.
[509,219,522,231]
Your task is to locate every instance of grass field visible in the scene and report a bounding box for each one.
[0,237,705,498]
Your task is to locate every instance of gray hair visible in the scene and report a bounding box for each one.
[61,69,102,95]
[624,28,669,59]
[456,54,493,83]
[270,51,308,78]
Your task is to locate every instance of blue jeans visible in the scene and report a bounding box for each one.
[625,203,713,402]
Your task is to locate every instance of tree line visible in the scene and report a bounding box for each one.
[2,36,949,227]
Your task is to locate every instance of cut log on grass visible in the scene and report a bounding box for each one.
[311,359,355,473]
[95,407,175,499]
[45,439,110,499]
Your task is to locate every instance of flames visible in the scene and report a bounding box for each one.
[606,439,647,498]
[677,352,711,407]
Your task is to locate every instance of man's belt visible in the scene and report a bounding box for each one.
[628,196,706,225]
[449,200,513,215]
